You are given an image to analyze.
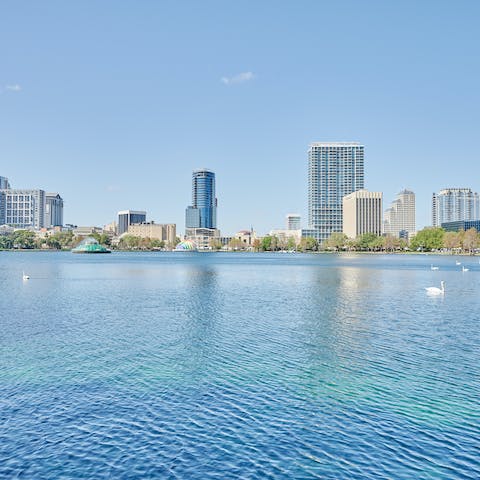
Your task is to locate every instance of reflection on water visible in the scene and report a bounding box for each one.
[0,252,479,479]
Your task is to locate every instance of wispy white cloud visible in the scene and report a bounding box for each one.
[5,84,21,92]
[221,72,255,85]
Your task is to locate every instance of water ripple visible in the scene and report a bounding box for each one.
[0,252,479,478]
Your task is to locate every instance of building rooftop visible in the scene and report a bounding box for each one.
[309,142,362,147]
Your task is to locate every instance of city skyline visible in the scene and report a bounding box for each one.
[2,2,480,233]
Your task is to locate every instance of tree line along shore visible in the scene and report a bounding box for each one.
[0,227,479,254]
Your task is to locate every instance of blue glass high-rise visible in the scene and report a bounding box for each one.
[186,169,217,229]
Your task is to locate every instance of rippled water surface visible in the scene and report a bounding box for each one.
[1,252,479,479]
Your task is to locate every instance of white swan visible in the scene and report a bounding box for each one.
[455,261,461,266]
[431,264,439,270]
[425,281,445,295]
[462,266,469,272]
[22,271,30,280]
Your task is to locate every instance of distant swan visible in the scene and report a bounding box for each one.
[462,266,469,272]
[455,261,461,266]
[425,281,445,295]
[22,271,30,280]
[431,265,439,270]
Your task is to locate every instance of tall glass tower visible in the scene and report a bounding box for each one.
[305,142,364,242]
[186,169,217,229]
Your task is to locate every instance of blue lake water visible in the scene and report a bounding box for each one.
[0,251,479,479]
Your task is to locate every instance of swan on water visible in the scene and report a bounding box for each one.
[431,265,439,270]
[462,266,469,272]
[425,281,445,295]
[22,271,30,280]
[455,261,461,266]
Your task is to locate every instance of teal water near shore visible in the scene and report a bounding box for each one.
[1,252,479,478]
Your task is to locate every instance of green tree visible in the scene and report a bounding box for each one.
[298,236,318,252]
[286,237,296,251]
[12,230,36,249]
[91,232,111,246]
[410,227,444,251]
[261,236,272,251]
[118,235,141,249]
[0,235,13,249]
[355,232,379,251]
[324,232,348,251]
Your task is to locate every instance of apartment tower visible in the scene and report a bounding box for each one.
[304,142,364,242]
[432,188,480,227]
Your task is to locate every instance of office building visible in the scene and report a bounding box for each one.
[304,142,364,242]
[118,210,147,235]
[383,189,416,239]
[432,188,480,227]
[185,169,219,248]
[441,220,480,232]
[0,176,9,225]
[45,193,64,227]
[185,169,217,230]
[286,214,301,230]
[1,189,46,229]
[343,190,383,238]
[127,222,176,245]
[0,176,10,190]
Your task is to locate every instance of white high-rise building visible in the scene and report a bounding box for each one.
[303,142,364,242]
[383,189,415,239]
[432,188,480,227]
[343,190,383,238]
[2,189,46,229]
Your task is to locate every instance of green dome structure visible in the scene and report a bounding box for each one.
[72,237,111,254]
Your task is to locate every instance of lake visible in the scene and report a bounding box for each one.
[0,252,479,479]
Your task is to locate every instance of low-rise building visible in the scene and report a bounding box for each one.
[127,222,176,245]
[441,220,480,232]
[185,227,220,250]
[269,229,302,246]
[73,226,103,236]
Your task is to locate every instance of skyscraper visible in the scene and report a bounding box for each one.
[432,188,480,227]
[185,169,219,248]
[304,142,364,242]
[0,176,10,190]
[186,169,217,229]
[118,210,147,235]
[45,193,64,227]
[0,176,10,225]
[383,189,416,239]
[343,190,383,238]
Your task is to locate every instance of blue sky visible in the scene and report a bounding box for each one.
[1,1,479,234]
